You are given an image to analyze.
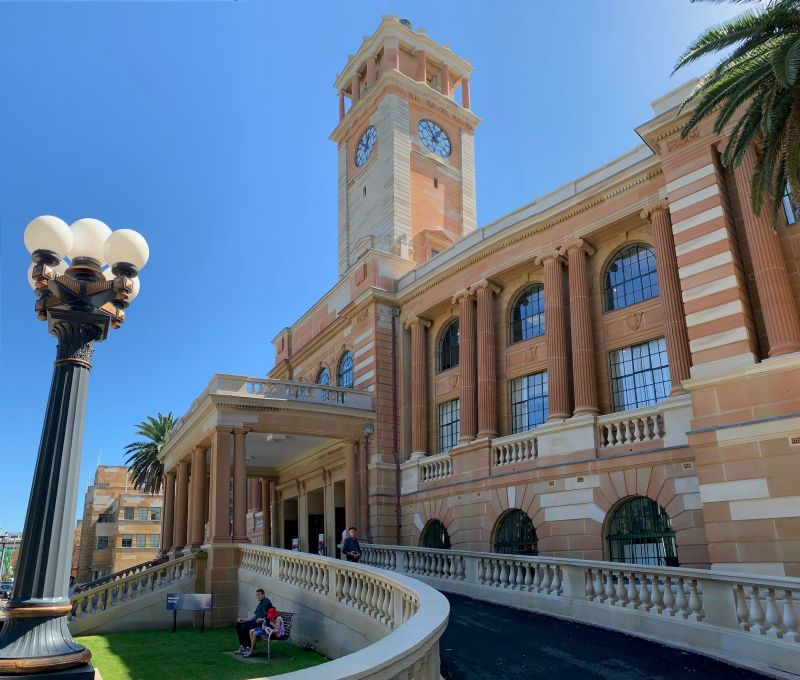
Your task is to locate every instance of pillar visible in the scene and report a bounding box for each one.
[440,63,450,96]
[338,92,345,122]
[453,288,476,442]
[540,253,570,419]
[232,428,249,542]
[461,77,470,109]
[474,280,501,438]
[350,74,361,106]
[405,316,431,457]
[732,146,800,356]
[261,478,272,546]
[172,459,190,551]
[298,483,308,552]
[209,428,231,543]
[644,205,692,390]
[366,55,376,86]
[384,36,400,71]
[344,441,358,530]
[161,470,176,556]
[415,49,427,82]
[561,240,599,414]
[189,445,206,550]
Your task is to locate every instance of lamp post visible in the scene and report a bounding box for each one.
[0,216,149,677]
[0,533,8,581]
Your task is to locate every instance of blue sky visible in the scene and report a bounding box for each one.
[0,0,742,532]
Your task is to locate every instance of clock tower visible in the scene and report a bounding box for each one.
[331,16,480,277]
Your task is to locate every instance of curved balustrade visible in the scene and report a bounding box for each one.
[239,546,447,680]
[361,544,800,677]
[420,453,452,483]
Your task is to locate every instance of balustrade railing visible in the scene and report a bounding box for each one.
[597,406,666,448]
[73,557,165,594]
[491,431,538,467]
[360,544,800,675]
[420,453,452,483]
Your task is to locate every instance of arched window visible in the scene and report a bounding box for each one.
[338,351,353,388]
[419,519,451,549]
[606,496,678,566]
[317,367,330,385]
[438,319,459,372]
[509,284,545,343]
[604,244,659,311]
[493,509,537,556]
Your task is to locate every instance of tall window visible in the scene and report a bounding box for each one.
[150,507,161,521]
[136,535,146,548]
[610,338,671,411]
[317,367,330,385]
[96,536,109,550]
[138,508,148,521]
[784,184,797,225]
[149,535,160,549]
[606,496,678,566]
[420,520,451,549]
[604,244,659,311]
[438,399,460,452]
[509,284,545,343]
[493,510,537,556]
[438,320,459,372]
[123,507,134,520]
[338,351,354,388]
[510,371,549,433]
[121,535,132,548]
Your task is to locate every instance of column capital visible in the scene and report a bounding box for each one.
[451,287,475,304]
[534,250,565,266]
[403,314,432,330]
[558,238,595,257]
[233,427,250,437]
[165,468,177,480]
[640,202,670,222]
[469,279,501,296]
[213,426,233,435]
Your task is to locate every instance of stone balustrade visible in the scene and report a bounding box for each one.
[491,431,538,468]
[361,544,800,677]
[597,406,666,448]
[239,545,448,679]
[420,453,453,483]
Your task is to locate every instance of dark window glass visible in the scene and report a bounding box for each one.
[607,496,678,566]
[97,513,110,524]
[420,520,451,549]
[610,338,671,411]
[438,399,460,452]
[338,351,354,388]
[96,536,109,550]
[123,507,134,520]
[604,244,659,311]
[510,284,545,343]
[784,184,797,225]
[121,535,132,548]
[510,371,549,433]
[317,368,330,386]
[438,320,460,372]
[493,510,537,556]
[150,507,161,521]
[138,508,148,521]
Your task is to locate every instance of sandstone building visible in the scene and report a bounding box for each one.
[75,466,162,584]
[157,15,800,591]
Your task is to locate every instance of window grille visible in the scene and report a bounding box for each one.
[609,337,671,411]
[604,244,659,311]
[510,371,548,433]
[493,510,537,556]
[438,399,460,452]
[338,351,354,388]
[509,284,545,343]
[606,496,678,566]
[419,520,451,549]
[438,320,459,372]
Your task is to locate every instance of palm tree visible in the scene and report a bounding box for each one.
[124,412,176,494]
[675,0,800,222]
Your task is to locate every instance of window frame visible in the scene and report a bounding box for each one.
[437,319,460,373]
[437,399,461,453]
[317,367,330,386]
[603,243,660,312]
[121,535,133,549]
[419,519,452,549]
[96,536,109,551]
[338,351,354,388]
[510,371,549,434]
[784,184,797,225]
[123,507,134,521]
[609,337,671,412]
[492,509,538,556]
[509,283,545,344]
[606,496,678,567]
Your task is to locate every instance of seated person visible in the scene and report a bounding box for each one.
[244,607,285,658]
[235,588,273,654]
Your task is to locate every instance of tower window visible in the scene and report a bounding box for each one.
[783,184,797,225]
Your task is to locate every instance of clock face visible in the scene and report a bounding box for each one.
[418,119,452,157]
[355,126,377,167]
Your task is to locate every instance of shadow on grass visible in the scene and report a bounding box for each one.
[77,626,327,680]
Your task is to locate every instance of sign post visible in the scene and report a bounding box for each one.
[166,593,213,633]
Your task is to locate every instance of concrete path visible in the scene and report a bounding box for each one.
[439,592,769,679]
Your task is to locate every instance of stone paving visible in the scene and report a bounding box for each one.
[439,592,770,680]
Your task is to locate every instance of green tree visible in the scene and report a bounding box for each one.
[675,0,800,222]
[124,412,176,494]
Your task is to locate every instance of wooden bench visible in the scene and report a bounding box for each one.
[254,611,295,660]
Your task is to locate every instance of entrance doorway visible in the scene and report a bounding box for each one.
[283,497,298,550]
[334,480,345,558]
[307,488,325,555]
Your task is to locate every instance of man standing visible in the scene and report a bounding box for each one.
[342,526,361,562]
[235,588,272,654]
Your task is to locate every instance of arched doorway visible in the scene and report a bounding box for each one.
[606,496,678,566]
[492,509,537,555]
[419,519,451,549]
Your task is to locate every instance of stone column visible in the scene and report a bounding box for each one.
[385,36,400,71]
[440,63,450,96]
[405,316,432,457]
[644,205,692,390]
[172,459,190,551]
[338,92,345,122]
[366,56,376,87]
[343,441,358,529]
[539,252,570,420]
[232,428,249,542]
[560,240,599,414]
[415,49,427,82]
[161,470,176,556]
[461,77,470,109]
[255,479,263,511]
[473,280,501,438]
[453,288,477,442]
[350,74,361,106]
[298,483,308,552]
[189,445,206,550]
[732,146,800,356]
[261,478,272,546]
[209,428,231,543]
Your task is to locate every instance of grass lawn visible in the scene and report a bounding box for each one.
[76,627,328,680]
